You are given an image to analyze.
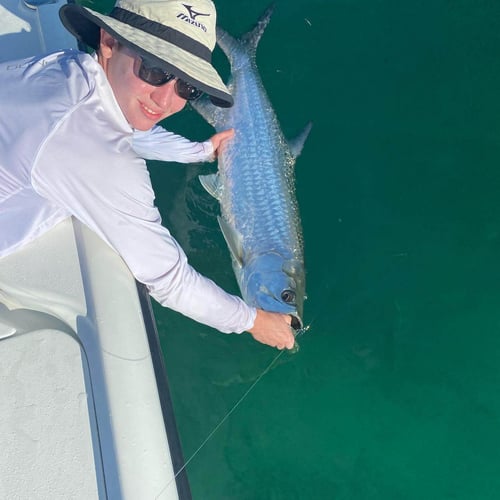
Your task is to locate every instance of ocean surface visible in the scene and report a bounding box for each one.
[89,0,500,498]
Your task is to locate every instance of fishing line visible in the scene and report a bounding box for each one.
[160,261,405,492]
[159,260,396,495]
[157,335,306,497]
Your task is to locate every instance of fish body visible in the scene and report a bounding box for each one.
[192,6,311,328]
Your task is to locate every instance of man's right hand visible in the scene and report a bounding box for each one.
[247,309,296,350]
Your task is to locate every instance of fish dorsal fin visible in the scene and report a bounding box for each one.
[199,173,221,200]
[288,122,313,160]
[217,216,244,267]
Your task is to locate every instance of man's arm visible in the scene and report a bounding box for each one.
[31,108,293,347]
[132,125,234,163]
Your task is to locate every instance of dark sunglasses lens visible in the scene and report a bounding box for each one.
[138,58,175,86]
[175,79,203,101]
[138,58,203,100]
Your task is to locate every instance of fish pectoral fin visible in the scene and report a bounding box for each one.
[199,173,221,200]
[289,122,313,160]
[217,216,244,267]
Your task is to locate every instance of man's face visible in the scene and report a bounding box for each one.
[99,31,187,131]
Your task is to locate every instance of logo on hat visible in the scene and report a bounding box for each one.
[177,4,210,32]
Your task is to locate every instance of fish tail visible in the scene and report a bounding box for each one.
[215,26,239,60]
[241,3,275,55]
[216,3,275,63]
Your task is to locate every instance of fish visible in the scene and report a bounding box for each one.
[192,5,311,330]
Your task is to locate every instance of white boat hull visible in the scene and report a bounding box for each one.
[0,1,190,497]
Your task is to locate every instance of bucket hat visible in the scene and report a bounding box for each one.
[59,0,233,107]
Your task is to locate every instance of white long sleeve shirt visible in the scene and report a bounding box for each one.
[132,127,214,162]
[0,50,255,333]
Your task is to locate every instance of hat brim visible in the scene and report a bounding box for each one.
[59,4,233,107]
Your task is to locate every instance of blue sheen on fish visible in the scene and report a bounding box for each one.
[192,5,311,329]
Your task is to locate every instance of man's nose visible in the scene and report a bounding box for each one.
[151,80,186,109]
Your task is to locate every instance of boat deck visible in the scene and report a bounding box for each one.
[0,1,190,498]
[0,0,76,62]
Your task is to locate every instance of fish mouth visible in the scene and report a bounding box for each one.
[289,314,303,331]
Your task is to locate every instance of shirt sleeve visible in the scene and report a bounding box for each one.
[31,97,255,334]
[132,126,214,163]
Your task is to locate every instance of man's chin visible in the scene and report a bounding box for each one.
[130,116,161,131]
[133,123,156,131]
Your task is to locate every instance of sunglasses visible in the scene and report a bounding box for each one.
[137,56,203,101]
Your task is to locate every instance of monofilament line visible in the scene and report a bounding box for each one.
[157,348,288,497]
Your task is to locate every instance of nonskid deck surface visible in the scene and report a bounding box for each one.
[0,0,76,63]
[0,218,184,499]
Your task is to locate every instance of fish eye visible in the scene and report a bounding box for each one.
[281,289,296,304]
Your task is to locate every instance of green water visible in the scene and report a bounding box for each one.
[89,0,500,497]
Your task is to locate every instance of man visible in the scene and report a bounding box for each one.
[0,0,295,350]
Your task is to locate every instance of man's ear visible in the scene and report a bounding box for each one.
[99,29,117,59]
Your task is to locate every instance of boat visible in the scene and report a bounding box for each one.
[0,1,191,498]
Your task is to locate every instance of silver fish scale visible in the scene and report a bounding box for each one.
[193,8,309,322]
[216,65,303,264]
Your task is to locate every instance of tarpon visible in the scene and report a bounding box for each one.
[192,5,311,329]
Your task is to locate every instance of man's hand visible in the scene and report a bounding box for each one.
[247,309,296,350]
[209,128,235,158]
